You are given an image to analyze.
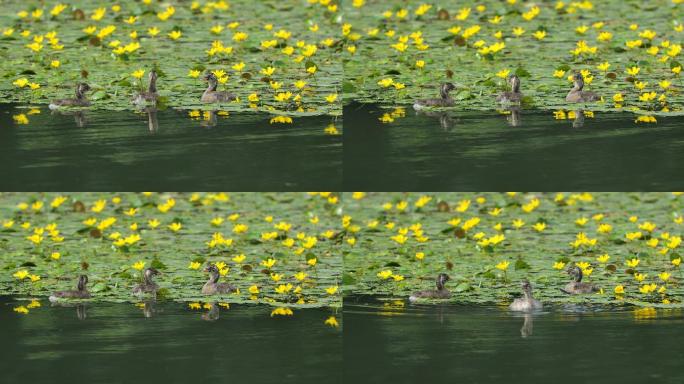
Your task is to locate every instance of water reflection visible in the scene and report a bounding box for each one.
[200,110,219,128]
[506,106,522,127]
[1,296,341,384]
[145,107,159,133]
[344,103,684,190]
[572,109,585,128]
[201,302,221,321]
[51,108,88,128]
[137,300,157,318]
[345,297,684,383]
[50,301,88,320]
[520,313,533,337]
[1,104,342,190]
[415,110,455,131]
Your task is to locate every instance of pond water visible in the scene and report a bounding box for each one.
[0,104,342,190]
[344,296,684,384]
[0,296,341,384]
[344,103,684,191]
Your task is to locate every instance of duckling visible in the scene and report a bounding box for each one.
[496,75,523,103]
[49,275,91,302]
[49,83,91,110]
[509,279,543,311]
[132,70,159,106]
[413,82,456,110]
[409,273,451,302]
[201,73,237,103]
[561,266,599,294]
[202,264,238,295]
[132,268,161,296]
[566,73,600,103]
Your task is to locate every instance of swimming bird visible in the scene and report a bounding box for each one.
[49,275,91,302]
[509,279,543,311]
[566,73,600,103]
[201,73,237,103]
[561,266,599,294]
[202,264,238,295]
[496,75,523,103]
[49,83,91,109]
[409,273,451,302]
[413,82,456,110]
[132,70,159,106]
[132,268,161,297]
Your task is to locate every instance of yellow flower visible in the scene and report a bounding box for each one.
[13,270,29,280]
[553,69,566,78]
[188,261,201,270]
[533,30,546,40]
[260,66,276,76]
[625,258,640,268]
[51,252,61,260]
[639,284,657,294]
[507,218,524,229]
[325,286,338,295]
[597,254,610,263]
[261,258,277,269]
[50,60,61,68]
[532,222,546,232]
[625,66,640,76]
[307,258,317,267]
[306,65,317,74]
[496,69,510,79]
[391,234,408,244]
[597,223,612,233]
[132,261,145,271]
[325,94,338,103]
[597,62,610,71]
[275,283,293,294]
[168,222,182,232]
[495,261,510,271]
[553,261,566,270]
[168,30,182,40]
[614,285,625,294]
[673,258,682,267]
[248,285,259,294]
[14,306,29,314]
[377,270,393,279]
[13,78,29,88]
[325,316,339,327]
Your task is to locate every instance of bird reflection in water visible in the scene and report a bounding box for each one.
[50,301,88,320]
[520,314,534,338]
[572,109,585,128]
[201,302,221,321]
[145,107,159,133]
[137,300,158,318]
[415,110,455,131]
[51,109,87,128]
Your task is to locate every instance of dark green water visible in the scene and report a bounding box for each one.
[344,296,684,384]
[0,104,342,190]
[344,103,684,190]
[0,297,341,384]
